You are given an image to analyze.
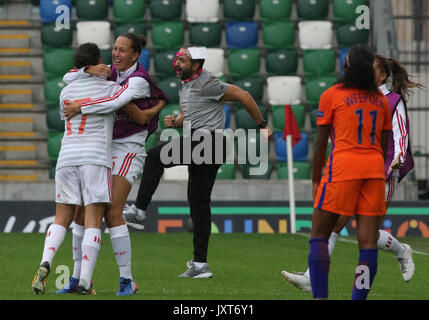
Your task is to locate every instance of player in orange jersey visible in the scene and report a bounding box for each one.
[307,44,391,300]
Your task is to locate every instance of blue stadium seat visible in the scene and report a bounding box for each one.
[274,131,308,162]
[138,49,150,72]
[225,22,258,49]
[224,105,230,129]
[40,0,72,23]
[339,47,350,75]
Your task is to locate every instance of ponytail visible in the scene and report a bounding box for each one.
[387,58,424,101]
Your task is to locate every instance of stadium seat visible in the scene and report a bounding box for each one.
[40,0,72,23]
[266,76,302,105]
[275,131,308,162]
[262,22,295,49]
[46,108,65,133]
[159,104,181,130]
[339,47,350,75]
[298,21,333,49]
[224,105,230,129]
[76,21,111,50]
[100,49,112,65]
[303,49,336,79]
[151,22,184,49]
[310,107,318,130]
[236,131,270,165]
[333,0,367,25]
[223,0,256,21]
[154,49,178,79]
[164,166,189,181]
[113,0,146,23]
[271,104,306,132]
[76,0,108,21]
[43,48,75,79]
[265,49,298,75]
[138,49,150,72]
[189,23,222,48]
[297,0,329,20]
[186,0,219,23]
[227,49,260,79]
[259,0,292,22]
[240,162,273,179]
[336,23,369,48]
[277,161,311,179]
[41,23,73,48]
[47,131,64,164]
[232,76,264,103]
[114,22,146,40]
[225,22,258,49]
[145,132,158,151]
[204,48,225,78]
[216,163,236,179]
[150,0,182,21]
[235,105,267,130]
[305,76,337,106]
[44,77,67,105]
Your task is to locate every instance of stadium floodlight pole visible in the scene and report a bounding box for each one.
[286,134,296,234]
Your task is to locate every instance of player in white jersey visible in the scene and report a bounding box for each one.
[56,33,168,295]
[31,43,154,295]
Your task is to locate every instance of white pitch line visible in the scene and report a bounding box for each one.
[296,232,429,257]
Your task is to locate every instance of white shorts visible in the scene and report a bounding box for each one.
[385,170,399,202]
[55,165,113,206]
[112,140,147,185]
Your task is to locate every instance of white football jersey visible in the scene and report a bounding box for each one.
[57,76,145,170]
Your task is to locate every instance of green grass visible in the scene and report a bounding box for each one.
[1,233,429,300]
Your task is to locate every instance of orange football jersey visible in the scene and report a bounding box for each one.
[317,84,392,182]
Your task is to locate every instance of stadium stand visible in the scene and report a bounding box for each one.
[0,0,389,187]
[297,0,329,20]
[113,0,146,23]
[186,0,219,23]
[75,0,108,21]
[225,21,258,49]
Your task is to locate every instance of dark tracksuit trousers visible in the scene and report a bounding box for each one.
[135,130,226,263]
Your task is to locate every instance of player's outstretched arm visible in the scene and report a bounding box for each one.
[121,100,167,125]
[221,85,273,137]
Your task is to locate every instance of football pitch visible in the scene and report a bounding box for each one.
[1,232,429,300]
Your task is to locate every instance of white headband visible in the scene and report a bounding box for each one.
[188,47,208,60]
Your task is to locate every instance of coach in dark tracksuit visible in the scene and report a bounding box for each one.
[123,45,272,277]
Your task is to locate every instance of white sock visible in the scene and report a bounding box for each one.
[41,223,67,267]
[377,229,406,257]
[79,228,101,289]
[109,224,132,280]
[304,232,339,280]
[72,224,85,279]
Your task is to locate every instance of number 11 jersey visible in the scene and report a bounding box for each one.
[317,83,392,182]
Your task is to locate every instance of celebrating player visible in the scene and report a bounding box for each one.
[56,33,169,295]
[281,53,423,293]
[31,43,152,295]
